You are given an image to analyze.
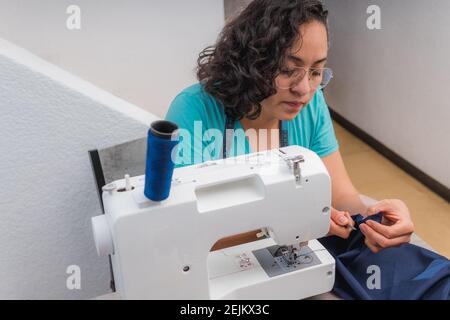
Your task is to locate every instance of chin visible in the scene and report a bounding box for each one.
[280,109,302,121]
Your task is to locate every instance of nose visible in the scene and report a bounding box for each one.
[290,73,311,96]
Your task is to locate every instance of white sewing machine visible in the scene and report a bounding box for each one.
[91,145,335,299]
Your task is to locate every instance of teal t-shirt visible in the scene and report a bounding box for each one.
[165,83,339,167]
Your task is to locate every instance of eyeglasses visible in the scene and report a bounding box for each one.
[275,67,333,90]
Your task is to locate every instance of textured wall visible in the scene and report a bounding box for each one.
[323,0,450,188]
[0,38,158,299]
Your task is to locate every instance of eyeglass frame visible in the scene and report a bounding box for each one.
[275,66,334,90]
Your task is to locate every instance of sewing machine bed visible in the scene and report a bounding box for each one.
[94,233,433,300]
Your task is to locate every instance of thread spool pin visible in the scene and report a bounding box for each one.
[125,174,132,191]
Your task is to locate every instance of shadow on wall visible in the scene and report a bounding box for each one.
[224,0,253,19]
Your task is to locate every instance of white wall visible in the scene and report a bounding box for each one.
[323,0,450,188]
[0,38,158,299]
[0,0,224,117]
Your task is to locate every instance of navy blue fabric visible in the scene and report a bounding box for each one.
[319,213,450,300]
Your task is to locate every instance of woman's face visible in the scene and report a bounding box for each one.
[261,20,329,121]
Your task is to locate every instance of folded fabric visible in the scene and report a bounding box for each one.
[319,213,450,300]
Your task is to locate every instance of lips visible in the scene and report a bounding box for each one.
[283,101,304,111]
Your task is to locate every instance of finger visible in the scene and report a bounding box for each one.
[360,223,412,248]
[366,199,407,217]
[366,200,386,216]
[360,223,388,248]
[329,220,352,239]
[331,209,349,227]
[344,211,355,228]
[365,233,411,252]
[364,238,381,253]
[366,200,392,216]
[365,219,413,239]
[361,226,382,252]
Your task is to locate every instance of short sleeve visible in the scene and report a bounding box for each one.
[165,92,203,131]
[165,92,205,167]
[310,90,339,157]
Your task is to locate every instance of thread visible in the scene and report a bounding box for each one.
[144,120,179,201]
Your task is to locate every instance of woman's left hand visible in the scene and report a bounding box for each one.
[360,199,415,253]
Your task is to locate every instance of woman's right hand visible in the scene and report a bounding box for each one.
[328,207,355,239]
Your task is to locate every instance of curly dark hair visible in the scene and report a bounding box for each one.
[197,0,329,121]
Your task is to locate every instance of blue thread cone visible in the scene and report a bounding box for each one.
[144,120,179,201]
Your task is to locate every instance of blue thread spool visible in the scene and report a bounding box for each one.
[144,120,179,201]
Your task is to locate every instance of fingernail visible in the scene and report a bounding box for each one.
[338,216,347,224]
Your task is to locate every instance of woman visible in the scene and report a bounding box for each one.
[165,0,414,252]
